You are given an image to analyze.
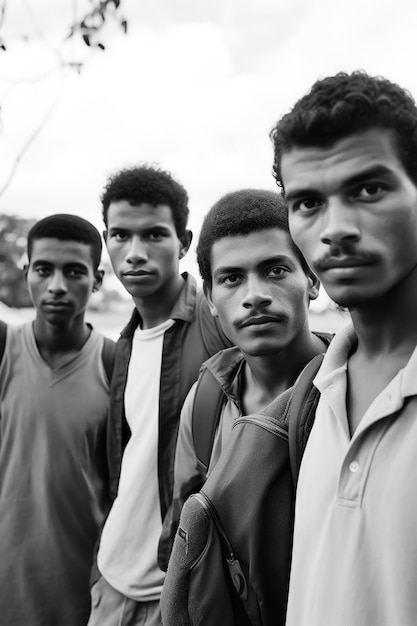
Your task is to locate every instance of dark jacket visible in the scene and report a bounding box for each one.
[106,273,231,568]
[161,334,332,625]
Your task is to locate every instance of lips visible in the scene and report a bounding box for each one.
[43,300,72,311]
[239,314,284,328]
[122,270,153,277]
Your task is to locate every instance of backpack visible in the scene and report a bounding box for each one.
[161,352,325,626]
[0,321,115,382]
[192,332,332,479]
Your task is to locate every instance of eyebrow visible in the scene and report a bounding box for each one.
[108,224,173,234]
[32,259,89,269]
[285,164,395,202]
[213,254,295,277]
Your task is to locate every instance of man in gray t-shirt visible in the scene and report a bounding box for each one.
[0,214,114,626]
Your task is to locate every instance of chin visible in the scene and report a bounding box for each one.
[326,288,378,309]
[243,342,287,357]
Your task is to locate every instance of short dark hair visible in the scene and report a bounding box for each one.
[27,214,102,271]
[270,70,417,189]
[101,164,189,236]
[197,188,309,283]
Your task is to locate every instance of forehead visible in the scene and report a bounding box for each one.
[281,128,406,195]
[29,238,94,267]
[107,200,176,230]
[210,228,298,270]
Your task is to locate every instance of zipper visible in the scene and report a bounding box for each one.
[193,491,249,600]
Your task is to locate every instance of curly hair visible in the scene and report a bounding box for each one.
[270,71,417,189]
[27,214,102,270]
[101,164,189,236]
[196,188,309,283]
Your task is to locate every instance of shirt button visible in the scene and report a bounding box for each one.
[349,460,359,473]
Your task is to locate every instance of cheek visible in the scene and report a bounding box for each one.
[387,228,417,270]
[289,224,314,261]
[213,300,236,331]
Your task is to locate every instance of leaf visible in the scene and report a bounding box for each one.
[82,34,91,47]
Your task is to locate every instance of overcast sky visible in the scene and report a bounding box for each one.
[1,0,417,285]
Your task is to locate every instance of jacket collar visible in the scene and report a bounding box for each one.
[120,272,197,338]
[204,346,246,408]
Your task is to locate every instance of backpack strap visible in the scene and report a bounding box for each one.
[192,367,225,477]
[101,336,116,384]
[0,321,7,365]
[288,353,324,485]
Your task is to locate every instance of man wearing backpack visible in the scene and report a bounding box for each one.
[0,214,115,626]
[88,164,230,626]
[270,71,417,625]
[161,189,331,624]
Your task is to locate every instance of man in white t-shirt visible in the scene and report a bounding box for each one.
[270,71,417,625]
[88,164,230,626]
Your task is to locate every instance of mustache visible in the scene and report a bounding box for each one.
[315,248,377,272]
[235,313,286,329]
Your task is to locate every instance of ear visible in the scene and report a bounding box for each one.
[103,230,108,244]
[93,269,104,293]
[307,269,320,301]
[179,230,192,259]
[23,263,29,282]
[203,280,218,318]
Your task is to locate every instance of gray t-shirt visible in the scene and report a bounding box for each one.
[0,322,110,625]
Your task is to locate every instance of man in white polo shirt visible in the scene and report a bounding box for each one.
[270,71,417,625]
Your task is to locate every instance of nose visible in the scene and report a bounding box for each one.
[242,275,273,310]
[320,199,361,247]
[125,235,148,264]
[47,271,67,295]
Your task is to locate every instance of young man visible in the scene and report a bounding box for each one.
[0,214,114,626]
[161,189,331,625]
[88,165,230,626]
[161,188,327,552]
[270,71,417,625]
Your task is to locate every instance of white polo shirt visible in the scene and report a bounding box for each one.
[286,321,417,626]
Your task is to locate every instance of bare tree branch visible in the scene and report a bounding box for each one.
[0,79,64,197]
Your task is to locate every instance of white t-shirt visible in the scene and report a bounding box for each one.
[98,319,174,601]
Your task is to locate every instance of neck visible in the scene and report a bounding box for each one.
[242,327,326,414]
[350,265,417,359]
[33,315,90,367]
[133,274,185,329]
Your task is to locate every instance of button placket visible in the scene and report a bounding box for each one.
[337,417,393,509]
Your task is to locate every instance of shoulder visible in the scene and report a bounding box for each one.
[202,346,244,375]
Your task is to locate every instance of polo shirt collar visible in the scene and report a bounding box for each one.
[315,318,417,405]
[314,319,356,390]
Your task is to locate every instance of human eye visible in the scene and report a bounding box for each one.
[290,197,323,214]
[354,183,387,201]
[267,266,288,278]
[218,274,243,286]
[66,267,86,279]
[147,230,164,241]
[34,265,51,277]
[110,230,129,242]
